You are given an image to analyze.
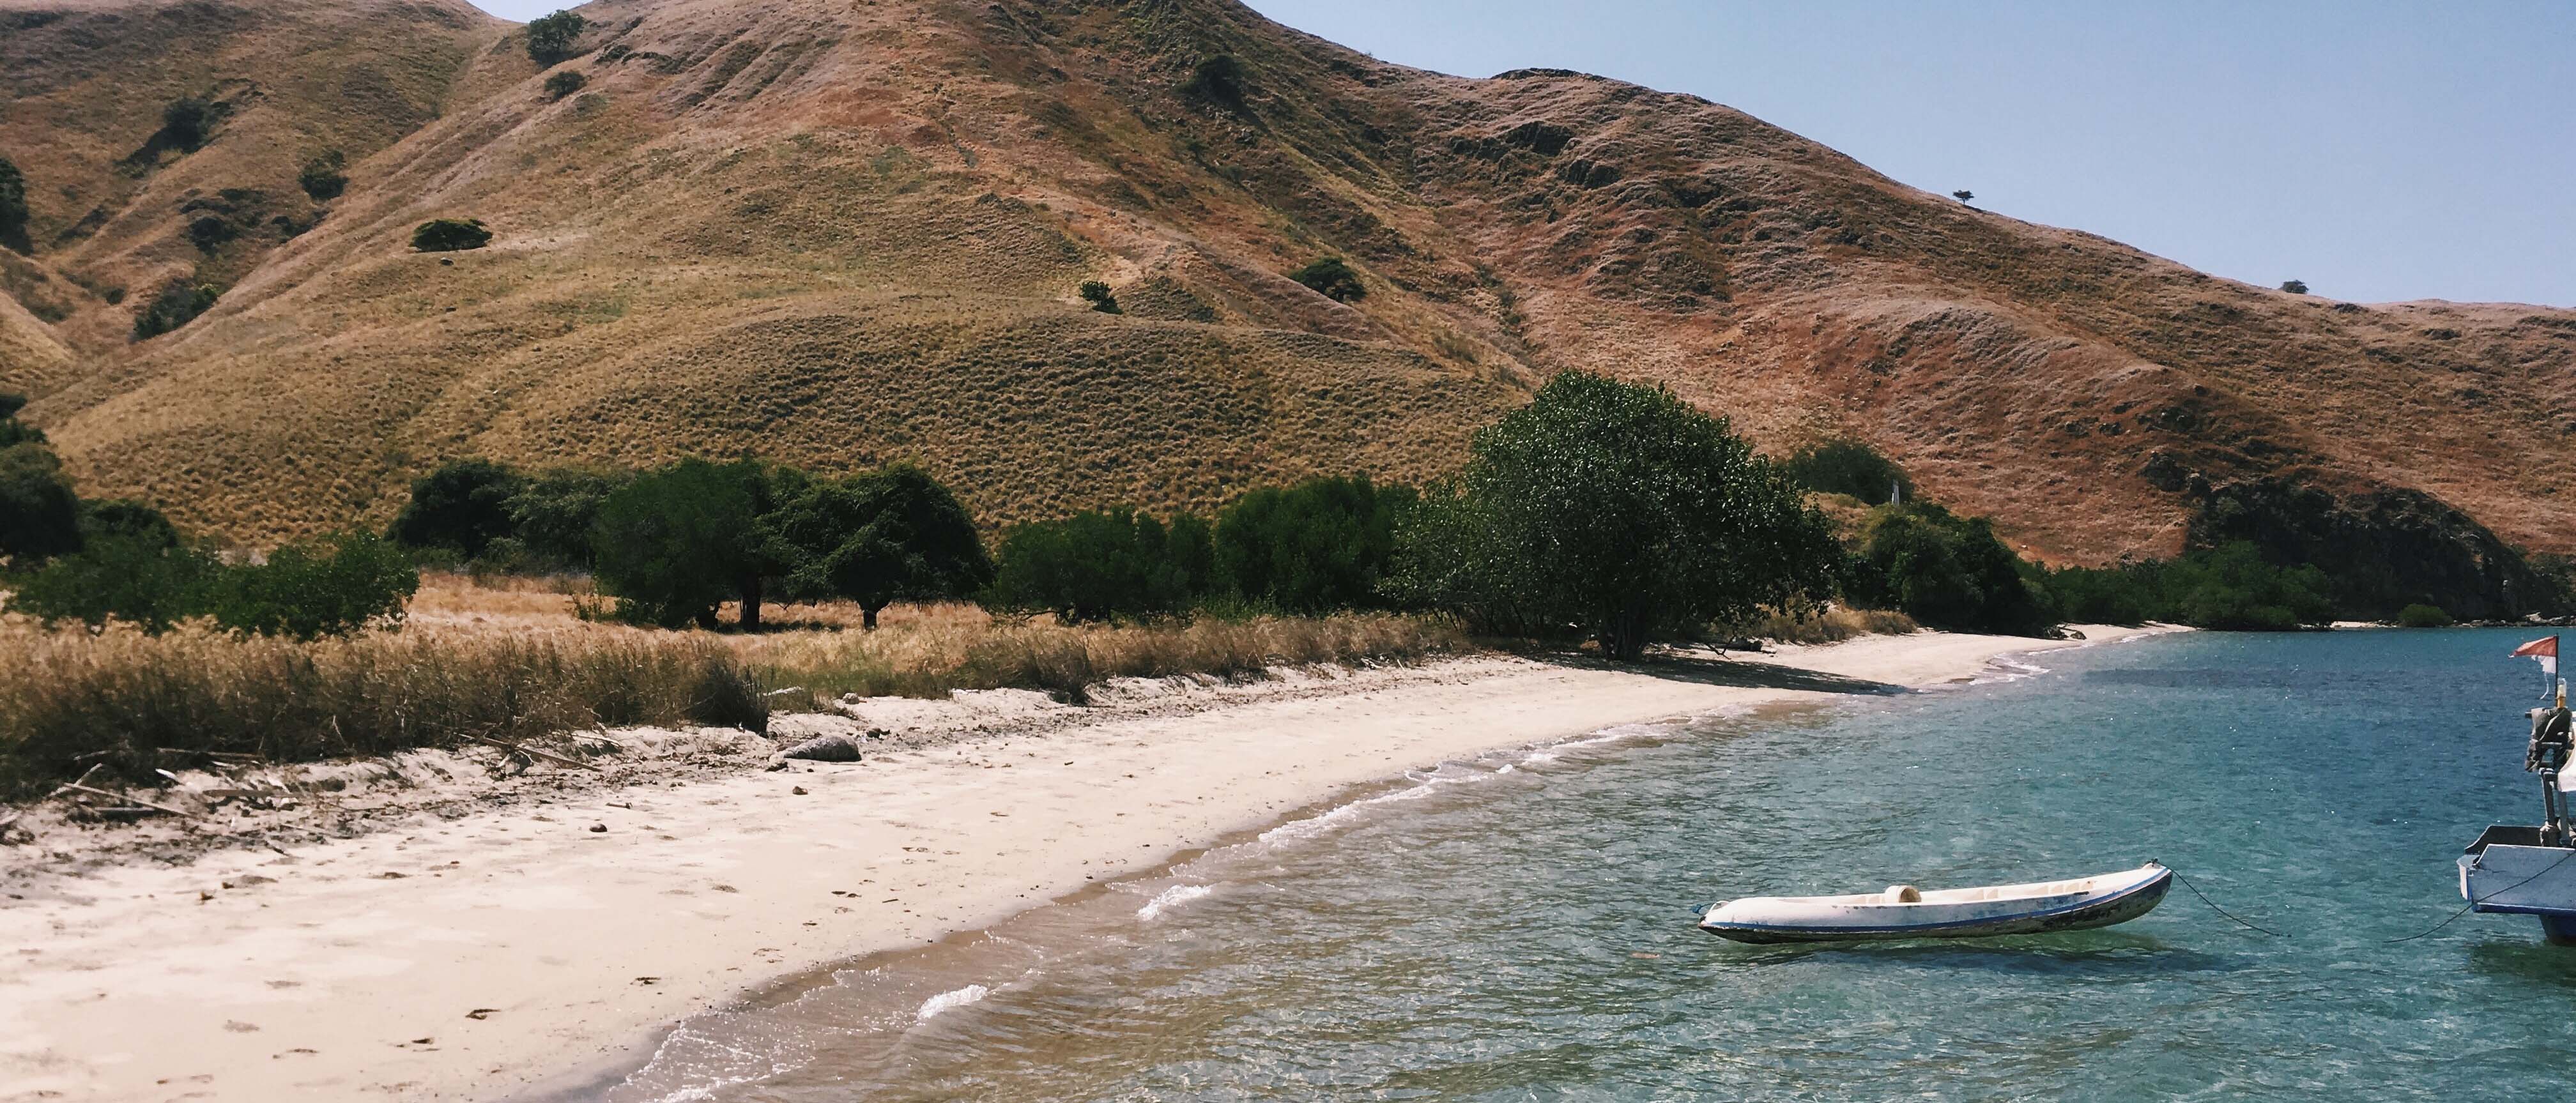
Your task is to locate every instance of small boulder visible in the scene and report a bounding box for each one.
[782,733,863,763]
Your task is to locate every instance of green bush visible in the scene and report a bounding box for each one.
[298,149,348,201]
[160,96,217,151]
[79,499,180,549]
[0,156,27,248]
[1289,257,1366,303]
[1391,370,1839,659]
[14,531,415,638]
[2396,603,2453,628]
[764,464,993,629]
[389,458,527,561]
[507,467,628,569]
[2027,542,2336,631]
[0,441,85,567]
[12,535,220,632]
[592,459,792,628]
[1783,439,1912,506]
[132,280,220,339]
[1181,54,1248,107]
[411,218,493,252]
[1078,280,1121,314]
[543,70,588,100]
[1215,475,1409,614]
[525,10,587,64]
[2280,279,2310,295]
[985,509,1211,623]
[1847,502,2050,635]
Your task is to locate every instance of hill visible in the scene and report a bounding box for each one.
[2,0,2570,617]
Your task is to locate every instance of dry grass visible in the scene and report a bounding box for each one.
[1731,604,1920,646]
[0,576,1467,798]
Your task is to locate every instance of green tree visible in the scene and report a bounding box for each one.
[542,70,588,100]
[507,467,627,569]
[132,281,220,339]
[1078,280,1121,314]
[1289,257,1366,303]
[1214,475,1409,613]
[298,149,348,201]
[0,440,82,567]
[1782,439,1912,505]
[1392,370,1841,660]
[592,459,790,629]
[2280,279,2310,295]
[767,465,992,629]
[411,218,492,252]
[203,531,418,639]
[0,156,28,250]
[388,459,527,561]
[0,392,42,448]
[985,508,1209,623]
[11,534,220,632]
[2159,541,2334,630]
[79,499,180,549]
[525,10,587,64]
[1848,502,2050,635]
[161,96,217,151]
[2396,603,2452,627]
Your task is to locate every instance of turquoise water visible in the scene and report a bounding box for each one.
[607,630,2576,1101]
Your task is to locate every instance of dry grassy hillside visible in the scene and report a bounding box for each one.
[1,0,2569,611]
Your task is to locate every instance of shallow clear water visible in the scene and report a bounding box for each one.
[608,630,2576,1101]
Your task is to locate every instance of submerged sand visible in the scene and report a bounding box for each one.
[0,627,2172,1102]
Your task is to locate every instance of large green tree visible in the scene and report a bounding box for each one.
[1848,501,2050,635]
[985,508,1210,623]
[388,458,526,561]
[592,459,793,629]
[1392,370,1840,660]
[766,464,990,629]
[1214,475,1409,613]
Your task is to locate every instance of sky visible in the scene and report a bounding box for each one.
[468,1,2576,307]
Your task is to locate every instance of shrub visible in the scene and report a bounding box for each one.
[1846,502,2051,635]
[1215,475,1409,614]
[1181,54,1248,107]
[79,499,180,549]
[201,531,419,639]
[10,534,220,632]
[1951,189,1974,202]
[298,149,348,201]
[0,442,82,568]
[411,218,493,252]
[0,156,26,248]
[2280,279,2310,295]
[592,458,790,628]
[0,392,42,449]
[1391,370,1841,659]
[132,280,220,339]
[543,69,588,100]
[985,508,1210,623]
[1290,257,1366,303]
[765,464,993,629]
[1078,280,1121,314]
[161,96,217,151]
[525,10,587,64]
[2158,542,2334,630]
[1783,439,1912,505]
[187,214,235,252]
[389,458,528,561]
[2396,603,2452,628]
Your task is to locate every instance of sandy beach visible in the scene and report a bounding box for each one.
[0,627,2167,1102]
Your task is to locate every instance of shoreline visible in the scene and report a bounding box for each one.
[0,625,2175,1102]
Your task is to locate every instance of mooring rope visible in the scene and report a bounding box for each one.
[2382,848,2576,945]
[2168,870,2283,938]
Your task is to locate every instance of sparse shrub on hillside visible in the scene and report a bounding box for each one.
[525,10,587,64]
[0,156,27,250]
[765,464,993,630]
[160,95,218,152]
[2396,603,2452,627]
[985,508,1212,623]
[592,459,793,629]
[389,459,528,561]
[1215,475,1411,614]
[2280,279,2310,294]
[1078,280,1121,314]
[1951,189,1974,203]
[411,217,492,252]
[187,214,235,252]
[298,149,348,201]
[0,440,82,567]
[132,280,219,339]
[1181,54,1248,109]
[1290,257,1366,303]
[543,70,588,100]
[1846,501,2050,635]
[1783,438,1912,506]
[1391,370,1841,659]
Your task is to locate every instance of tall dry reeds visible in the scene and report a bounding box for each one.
[1729,605,1920,646]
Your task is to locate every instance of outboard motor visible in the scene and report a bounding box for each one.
[2528,680,2573,846]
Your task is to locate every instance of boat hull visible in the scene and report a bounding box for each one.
[1699,866,2172,944]
[2458,827,2576,946]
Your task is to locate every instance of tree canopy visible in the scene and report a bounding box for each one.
[765,464,992,628]
[1392,370,1840,660]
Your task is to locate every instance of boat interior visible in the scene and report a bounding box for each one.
[1776,868,2158,907]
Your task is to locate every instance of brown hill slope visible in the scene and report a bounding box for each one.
[2,0,2570,614]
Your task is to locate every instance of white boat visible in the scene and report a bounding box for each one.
[1697,862,2172,944]
[2457,667,2576,946]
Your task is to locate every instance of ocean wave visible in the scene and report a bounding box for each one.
[1137,883,1217,920]
[916,984,990,1023]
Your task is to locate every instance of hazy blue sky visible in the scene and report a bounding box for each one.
[469,1,2575,306]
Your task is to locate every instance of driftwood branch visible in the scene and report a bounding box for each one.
[462,732,598,772]
[56,782,200,819]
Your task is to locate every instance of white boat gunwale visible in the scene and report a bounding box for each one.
[1698,863,2172,941]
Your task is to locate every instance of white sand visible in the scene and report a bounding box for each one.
[0,627,2169,1102]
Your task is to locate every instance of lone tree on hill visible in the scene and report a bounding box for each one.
[1951,189,1975,203]
[1289,257,1366,303]
[525,10,587,65]
[1078,280,1121,314]
[298,150,348,201]
[2280,279,2310,294]
[411,218,492,252]
[160,96,218,152]
[1392,370,1840,660]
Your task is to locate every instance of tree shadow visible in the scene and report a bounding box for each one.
[1517,647,1906,697]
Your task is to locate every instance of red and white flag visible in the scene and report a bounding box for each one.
[2513,635,2559,676]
